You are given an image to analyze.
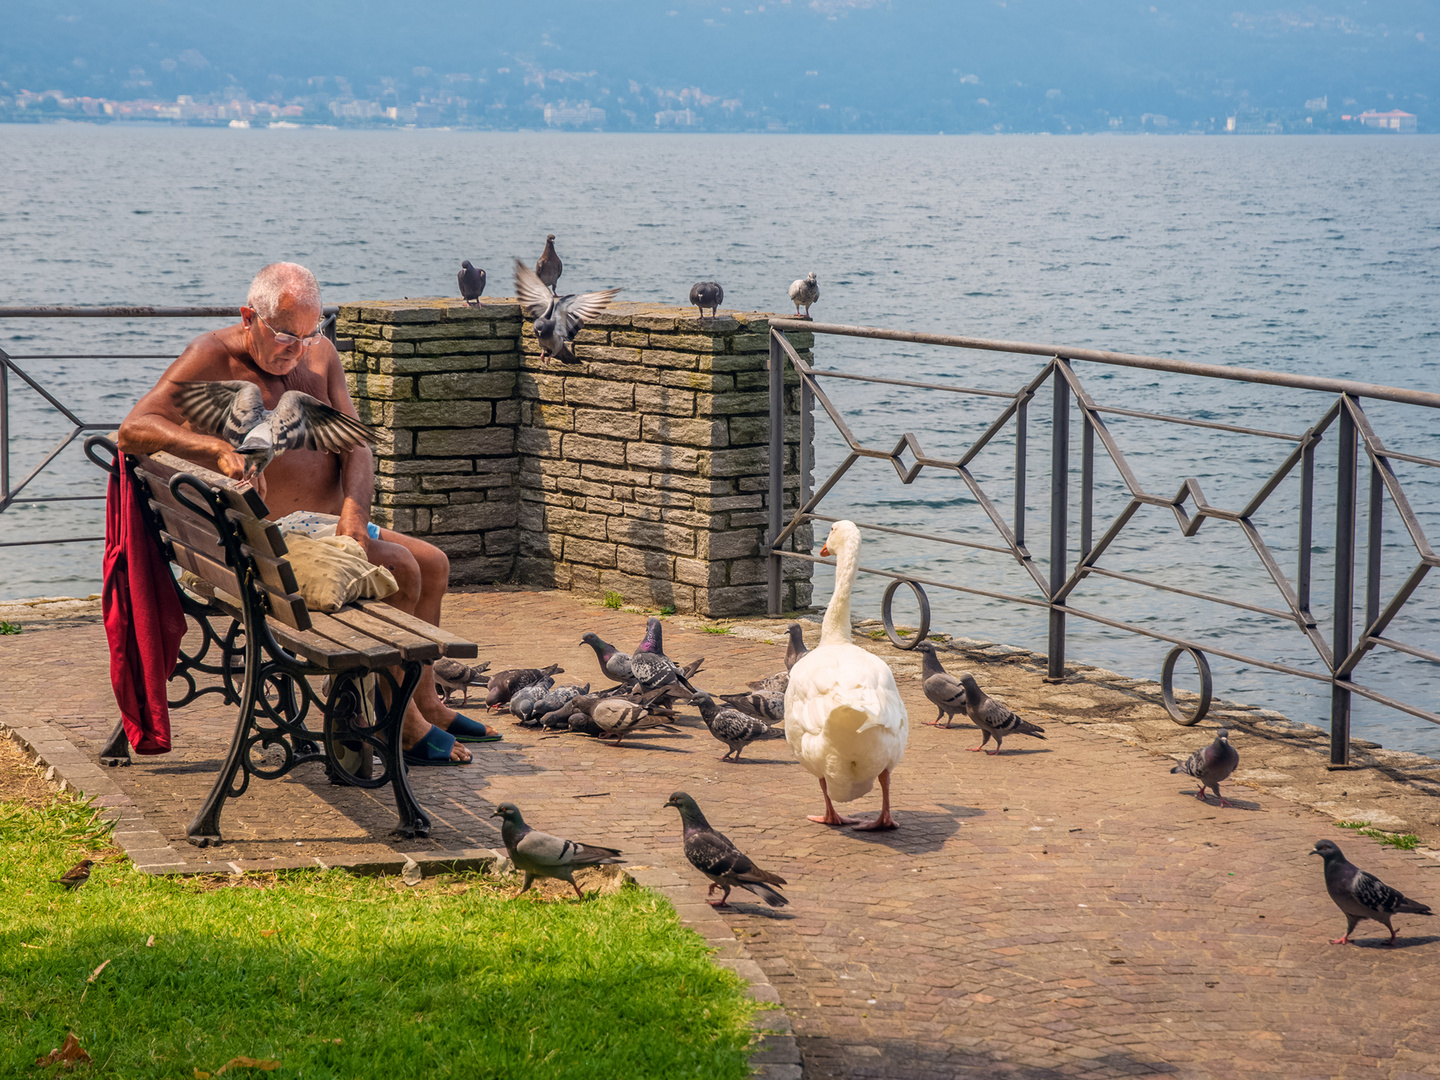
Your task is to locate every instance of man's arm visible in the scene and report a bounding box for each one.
[321,344,377,552]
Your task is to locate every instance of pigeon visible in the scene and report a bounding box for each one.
[630,617,698,695]
[748,671,789,694]
[492,802,623,900]
[173,381,377,479]
[694,692,771,761]
[1312,839,1432,945]
[1170,729,1241,807]
[533,683,591,729]
[458,260,486,306]
[958,674,1045,754]
[55,858,94,890]
[514,259,621,365]
[432,658,490,706]
[788,272,819,318]
[915,643,968,727]
[719,688,785,726]
[664,792,788,908]
[485,664,564,710]
[689,281,723,318]
[586,694,677,744]
[784,623,809,670]
[535,233,563,294]
[509,678,557,724]
[580,632,634,684]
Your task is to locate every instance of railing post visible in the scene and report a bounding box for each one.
[1014,397,1027,549]
[1047,363,1070,680]
[767,330,785,617]
[1330,399,1357,766]
[0,355,9,503]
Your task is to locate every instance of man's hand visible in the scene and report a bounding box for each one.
[213,445,268,501]
[336,503,372,556]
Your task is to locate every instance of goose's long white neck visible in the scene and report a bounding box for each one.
[820,537,858,647]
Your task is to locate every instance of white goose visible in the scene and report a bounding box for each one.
[784,520,909,829]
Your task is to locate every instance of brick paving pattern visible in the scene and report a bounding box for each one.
[4,586,1440,1079]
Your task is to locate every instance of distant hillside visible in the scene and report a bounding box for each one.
[2,0,1434,132]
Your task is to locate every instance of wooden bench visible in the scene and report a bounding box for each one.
[85,435,478,846]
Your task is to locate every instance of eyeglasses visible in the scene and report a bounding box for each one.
[251,311,327,349]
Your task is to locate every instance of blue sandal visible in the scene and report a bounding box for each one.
[446,713,503,743]
[402,724,468,766]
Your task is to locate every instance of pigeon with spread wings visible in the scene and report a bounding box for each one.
[173,380,377,478]
[514,258,621,364]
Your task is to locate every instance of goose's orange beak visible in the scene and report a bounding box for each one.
[819,543,830,557]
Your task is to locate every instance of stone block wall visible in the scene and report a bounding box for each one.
[338,298,813,616]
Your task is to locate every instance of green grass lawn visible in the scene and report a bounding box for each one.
[1,796,759,1079]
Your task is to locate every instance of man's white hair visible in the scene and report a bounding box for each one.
[246,262,322,322]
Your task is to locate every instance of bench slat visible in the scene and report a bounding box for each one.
[152,507,299,595]
[138,466,287,559]
[353,599,480,658]
[325,606,442,662]
[166,538,313,634]
[305,613,403,666]
[209,593,366,670]
[143,451,270,520]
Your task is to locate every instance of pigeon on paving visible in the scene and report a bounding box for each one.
[630,617,698,695]
[492,802,623,900]
[689,281,723,318]
[514,259,621,365]
[785,623,809,670]
[432,658,490,706]
[458,260,486,306]
[173,381,377,479]
[535,233,563,294]
[533,683,591,729]
[748,671,789,694]
[915,643,968,727]
[580,632,634,684]
[664,791,788,907]
[56,858,94,890]
[788,272,819,319]
[1312,838,1433,945]
[694,692,771,761]
[719,688,785,727]
[1170,729,1240,807]
[958,674,1046,754]
[585,694,678,744]
[509,678,557,725]
[486,664,564,710]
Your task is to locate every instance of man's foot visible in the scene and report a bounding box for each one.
[400,724,471,766]
[402,708,470,762]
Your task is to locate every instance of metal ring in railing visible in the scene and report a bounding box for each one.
[1161,645,1213,726]
[881,578,930,650]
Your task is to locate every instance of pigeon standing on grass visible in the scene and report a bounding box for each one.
[689,281,723,318]
[1170,729,1240,807]
[915,642,968,727]
[492,802,623,900]
[693,692,771,761]
[432,658,490,706]
[664,792,788,907]
[514,259,621,364]
[959,674,1046,754]
[788,272,819,318]
[1312,839,1432,945]
[458,260,486,306]
[173,381,378,480]
[55,859,94,890]
[535,234,563,294]
[580,632,634,684]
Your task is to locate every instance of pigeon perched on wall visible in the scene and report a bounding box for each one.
[1170,729,1241,807]
[694,692,771,761]
[664,792,788,907]
[535,233,563,294]
[958,674,1045,754]
[689,281,723,318]
[719,688,785,726]
[173,381,377,479]
[485,664,564,710]
[788,272,819,318]
[458,260,486,306]
[514,259,621,364]
[580,632,634,684]
[630,617,698,694]
[915,643,968,727]
[1312,838,1432,945]
[432,658,490,706]
[55,858,94,890]
[492,802,623,900]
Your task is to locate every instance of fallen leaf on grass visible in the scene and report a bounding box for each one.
[20,942,42,949]
[146,935,155,947]
[195,1057,282,1078]
[87,959,111,983]
[260,929,277,938]
[36,1031,92,1069]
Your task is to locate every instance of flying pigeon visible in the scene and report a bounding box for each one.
[1170,729,1240,807]
[485,664,564,710]
[535,233,563,294]
[432,658,490,706]
[580,632,634,684]
[492,802,623,900]
[458,260,486,306]
[514,259,621,364]
[915,643,967,727]
[55,858,94,890]
[788,272,819,318]
[689,281,723,318]
[718,688,785,726]
[173,380,377,479]
[630,617,698,695]
[1312,838,1432,945]
[958,674,1046,754]
[784,623,809,670]
[664,792,788,907]
[693,692,771,761]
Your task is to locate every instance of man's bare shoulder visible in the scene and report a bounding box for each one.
[165,327,247,383]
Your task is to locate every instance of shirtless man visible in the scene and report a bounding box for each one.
[118,262,489,762]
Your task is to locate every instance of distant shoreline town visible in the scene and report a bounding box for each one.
[0,88,1421,135]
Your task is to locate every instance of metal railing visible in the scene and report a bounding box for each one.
[765,320,1440,766]
[0,306,345,547]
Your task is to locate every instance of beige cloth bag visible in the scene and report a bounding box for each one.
[281,533,398,612]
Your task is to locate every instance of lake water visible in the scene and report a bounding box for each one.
[2,125,1438,754]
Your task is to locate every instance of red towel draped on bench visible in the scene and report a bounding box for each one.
[103,458,185,754]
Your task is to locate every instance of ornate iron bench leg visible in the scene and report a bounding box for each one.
[99,719,131,767]
[185,631,261,846]
[380,661,430,839]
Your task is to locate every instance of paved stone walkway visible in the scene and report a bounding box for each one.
[4,587,1440,1079]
